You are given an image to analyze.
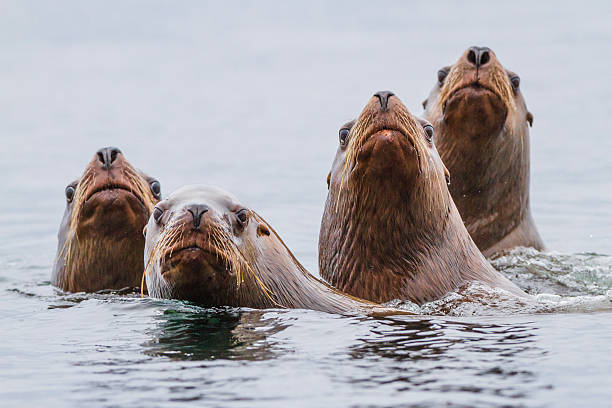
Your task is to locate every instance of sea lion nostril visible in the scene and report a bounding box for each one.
[109,147,121,164]
[480,50,490,66]
[373,91,395,112]
[467,49,477,65]
[187,204,209,229]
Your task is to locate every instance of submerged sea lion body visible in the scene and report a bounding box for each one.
[52,147,161,292]
[423,46,544,257]
[319,92,526,304]
[144,185,400,315]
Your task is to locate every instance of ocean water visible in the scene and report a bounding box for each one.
[0,1,611,407]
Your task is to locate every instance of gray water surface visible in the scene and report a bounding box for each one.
[1,2,611,407]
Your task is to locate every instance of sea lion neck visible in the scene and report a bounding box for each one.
[55,235,145,292]
[320,180,481,303]
[319,179,522,304]
[432,111,531,251]
[244,215,381,313]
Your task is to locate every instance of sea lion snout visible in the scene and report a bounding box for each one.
[431,46,514,138]
[186,204,210,229]
[147,197,238,299]
[338,93,426,181]
[95,146,122,170]
[163,203,219,238]
[466,46,491,69]
[373,91,395,112]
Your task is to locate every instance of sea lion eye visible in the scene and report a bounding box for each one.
[149,180,161,198]
[65,186,75,203]
[236,209,248,226]
[438,69,448,85]
[423,125,434,143]
[153,207,164,224]
[339,128,349,145]
[510,75,520,90]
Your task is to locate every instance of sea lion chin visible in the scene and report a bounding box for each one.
[319,91,526,304]
[143,185,406,315]
[423,46,544,257]
[52,147,162,292]
[443,85,507,138]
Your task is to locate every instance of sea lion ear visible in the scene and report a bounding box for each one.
[257,223,270,237]
[526,111,534,127]
[142,225,148,238]
[422,99,428,110]
[444,166,451,186]
[326,172,331,189]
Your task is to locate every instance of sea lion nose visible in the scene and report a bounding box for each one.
[187,204,209,229]
[374,91,395,112]
[467,46,491,68]
[96,147,122,170]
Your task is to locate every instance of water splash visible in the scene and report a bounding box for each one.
[388,248,612,316]
[491,247,612,296]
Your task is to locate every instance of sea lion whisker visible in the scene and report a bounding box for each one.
[123,166,156,212]
[58,171,95,273]
[237,252,283,308]
[212,228,282,307]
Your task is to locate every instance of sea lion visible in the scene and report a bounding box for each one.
[422,46,544,257]
[143,185,401,315]
[319,91,526,304]
[52,147,161,292]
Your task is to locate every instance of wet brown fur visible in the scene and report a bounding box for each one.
[52,150,159,292]
[319,93,526,304]
[423,47,544,257]
[144,187,407,315]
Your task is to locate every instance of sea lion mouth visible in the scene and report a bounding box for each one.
[444,82,503,112]
[85,183,146,207]
[366,126,416,149]
[354,125,419,173]
[161,243,231,275]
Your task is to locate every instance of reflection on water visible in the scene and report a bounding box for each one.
[145,308,288,361]
[1,274,611,407]
[348,317,549,400]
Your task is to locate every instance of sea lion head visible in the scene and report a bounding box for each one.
[421,47,538,253]
[144,185,393,313]
[320,92,456,301]
[144,185,281,308]
[326,91,452,227]
[423,46,532,139]
[53,147,161,292]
